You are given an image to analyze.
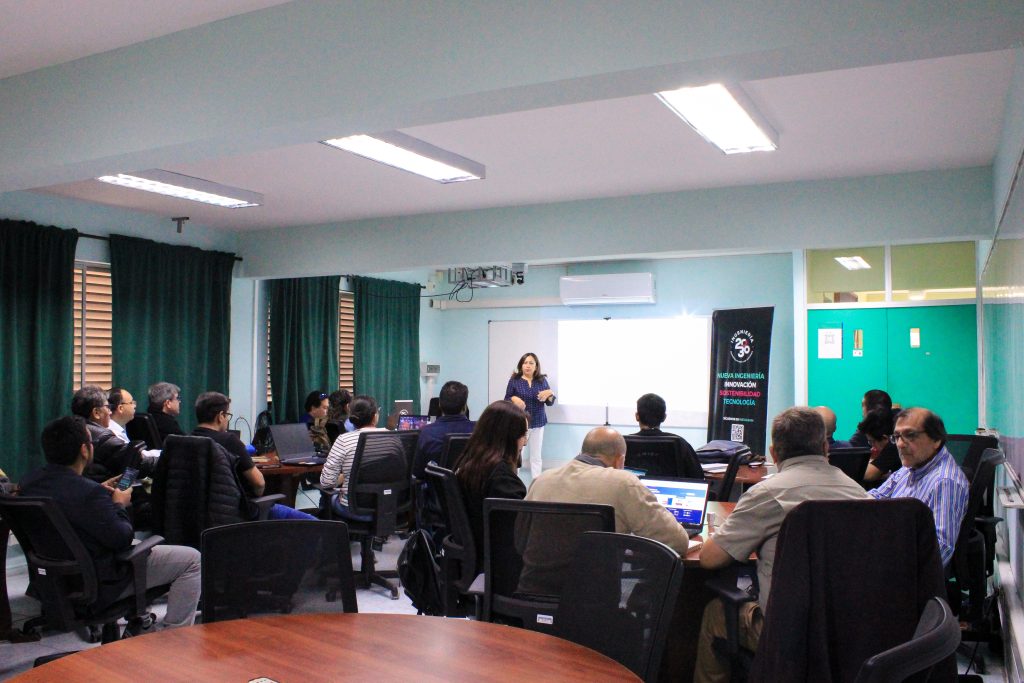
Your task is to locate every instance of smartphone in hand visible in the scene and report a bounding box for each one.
[116,467,139,491]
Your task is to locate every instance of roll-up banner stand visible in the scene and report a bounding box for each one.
[706,307,774,455]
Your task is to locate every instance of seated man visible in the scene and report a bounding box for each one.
[107,387,161,459]
[20,416,201,630]
[694,406,871,683]
[191,391,315,521]
[814,405,846,449]
[522,426,690,595]
[413,380,474,478]
[147,381,185,442]
[71,385,154,481]
[847,389,893,447]
[630,392,702,478]
[868,408,969,566]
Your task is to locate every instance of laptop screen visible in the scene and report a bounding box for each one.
[269,423,316,460]
[641,477,710,528]
[397,415,430,431]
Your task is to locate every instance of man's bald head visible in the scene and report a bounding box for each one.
[581,426,627,467]
[814,406,837,437]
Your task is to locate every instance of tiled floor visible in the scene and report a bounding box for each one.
[1,526,1010,681]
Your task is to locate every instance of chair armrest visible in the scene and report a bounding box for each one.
[116,535,164,617]
[251,494,286,520]
[706,575,758,656]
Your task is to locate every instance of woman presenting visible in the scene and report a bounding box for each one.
[504,352,555,479]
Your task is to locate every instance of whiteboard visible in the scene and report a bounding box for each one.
[488,318,711,428]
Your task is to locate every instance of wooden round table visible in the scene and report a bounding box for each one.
[13,613,639,682]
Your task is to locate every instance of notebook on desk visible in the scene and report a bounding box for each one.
[640,476,711,532]
[269,423,326,465]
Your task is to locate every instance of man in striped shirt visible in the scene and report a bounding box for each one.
[868,408,969,566]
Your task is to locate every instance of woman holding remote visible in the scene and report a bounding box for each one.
[504,352,555,479]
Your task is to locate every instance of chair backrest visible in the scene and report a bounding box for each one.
[200,519,357,622]
[441,433,471,469]
[557,531,683,682]
[346,431,411,535]
[827,447,871,486]
[750,498,950,682]
[396,429,420,479]
[624,435,703,479]
[151,435,248,548]
[483,498,615,633]
[125,412,162,449]
[957,448,1005,545]
[853,597,961,683]
[712,449,743,502]
[945,433,999,472]
[0,496,100,629]
[424,464,477,590]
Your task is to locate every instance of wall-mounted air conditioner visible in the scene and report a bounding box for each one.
[559,273,656,305]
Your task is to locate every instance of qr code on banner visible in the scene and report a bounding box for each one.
[730,423,744,442]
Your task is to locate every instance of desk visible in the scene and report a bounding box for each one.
[705,464,767,487]
[255,451,322,508]
[660,501,737,682]
[13,613,639,682]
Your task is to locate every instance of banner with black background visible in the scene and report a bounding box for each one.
[706,307,774,455]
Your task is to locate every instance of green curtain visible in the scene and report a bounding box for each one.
[353,276,421,418]
[0,220,78,480]
[268,276,339,423]
[109,235,235,434]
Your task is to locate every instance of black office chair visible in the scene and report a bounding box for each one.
[853,597,961,683]
[950,448,1005,673]
[424,464,480,617]
[945,433,999,472]
[125,412,162,449]
[556,531,683,682]
[252,409,274,453]
[0,495,170,644]
[440,432,471,469]
[200,520,358,622]
[748,498,953,682]
[624,435,703,479]
[827,447,871,487]
[150,435,284,549]
[328,431,410,599]
[710,450,743,502]
[482,499,615,634]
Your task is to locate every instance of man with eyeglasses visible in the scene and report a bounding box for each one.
[71,385,153,481]
[867,408,969,566]
[191,392,315,521]
[147,381,185,443]
[108,387,161,460]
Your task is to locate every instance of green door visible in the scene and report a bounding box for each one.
[808,305,977,440]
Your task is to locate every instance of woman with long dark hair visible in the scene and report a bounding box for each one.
[454,400,529,563]
[503,352,555,479]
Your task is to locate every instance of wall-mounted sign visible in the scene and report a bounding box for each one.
[910,327,921,348]
[853,328,864,357]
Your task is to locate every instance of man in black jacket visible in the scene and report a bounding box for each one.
[71,385,152,481]
[147,381,185,442]
[630,392,703,478]
[20,416,200,629]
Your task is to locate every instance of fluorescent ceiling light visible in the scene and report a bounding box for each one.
[834,256,872,270]
[656,83,778,154]
[96,170,262,208]
[321,130,485,183]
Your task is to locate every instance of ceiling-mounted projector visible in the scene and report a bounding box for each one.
[448,265,515,288]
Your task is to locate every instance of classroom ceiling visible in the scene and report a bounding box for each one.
[3,3,1018,233]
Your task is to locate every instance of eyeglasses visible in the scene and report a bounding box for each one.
[889,430,923,444]
[223,411,233,421]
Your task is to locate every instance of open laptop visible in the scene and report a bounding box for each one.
[396,414,430,431]
[640,476,711,532]
[269,423,326,465]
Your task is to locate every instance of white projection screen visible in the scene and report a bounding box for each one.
[488,318,711,428]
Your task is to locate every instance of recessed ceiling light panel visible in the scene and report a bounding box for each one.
[834,256,872,270]
[96,170,262,208]
[321,130,485,183]
[656,83,778,155]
